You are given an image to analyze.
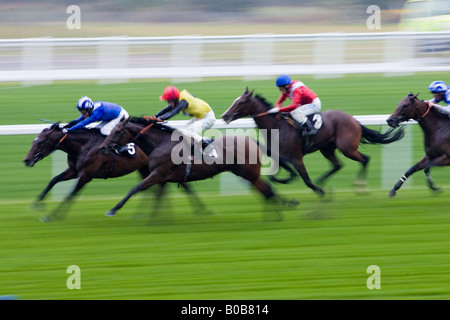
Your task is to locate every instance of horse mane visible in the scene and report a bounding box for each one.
[129,116,154,126]
[407,92,425,103]
[254,93,274,110]
[129,116,175,134]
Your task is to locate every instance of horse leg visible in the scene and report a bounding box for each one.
[106,172,163,217]
[316,145,342,186]
[424,154,450,193]
[41,173,93,222]
[389,156,429,197]
[148,183,166,217]
[32,168,78,209]
[179,183,214,215]
[339,148,370,193]
[131,168,155,218]
[251,177,287,221]
[291,158,325,196]
[424,166,440,192]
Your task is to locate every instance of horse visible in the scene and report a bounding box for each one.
[386,92,450,197]
[98,117,296,219]
[23,123,207,221]
[221,88,405,196]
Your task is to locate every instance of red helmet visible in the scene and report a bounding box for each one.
[159,86,180,101]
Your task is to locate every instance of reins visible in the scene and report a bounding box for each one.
[131,116,163,142]
[253,111,270,118]
[421,102,433,119]
[46,131,68,156]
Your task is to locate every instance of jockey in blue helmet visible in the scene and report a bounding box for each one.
[426,81,450,115]
[268,74,321,136]
[63,96,129,135]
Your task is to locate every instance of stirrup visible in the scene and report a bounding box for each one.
[202,139,217,158]
[302,127,318,136]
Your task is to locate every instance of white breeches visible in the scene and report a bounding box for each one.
[290,97,321,124]
[177,110,216,144]
[96,109,129,135]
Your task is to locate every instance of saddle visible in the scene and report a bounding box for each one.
[281,113,324,132]
[113,143,137,158]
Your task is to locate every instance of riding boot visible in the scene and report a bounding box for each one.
[201,138,218,158]
[301,118,318,136]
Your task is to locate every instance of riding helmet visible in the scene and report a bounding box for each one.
[428,81,448,93]
[275,74,291,87]
[159,86,180,101]
[76,96,93,111]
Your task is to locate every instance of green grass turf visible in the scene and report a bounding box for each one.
[1,73,450,300]
[0,190,449,300]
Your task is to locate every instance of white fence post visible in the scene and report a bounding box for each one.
[97,36,129,84]
[381,125,413,189]
[51,151,75,200]
[21,37,53,86]
[383,34,416,77]
[171,36,203,83]
[313,33,345,79]
[242,35,274,81]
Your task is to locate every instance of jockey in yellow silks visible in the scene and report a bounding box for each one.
[156,86,217,158]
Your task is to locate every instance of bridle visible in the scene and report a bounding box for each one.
[33,128,68,162]
[103,119,157,151]
[410,96,432,121]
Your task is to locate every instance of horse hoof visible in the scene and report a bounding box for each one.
[353,180,369,195]
[282,198,300,208]
[40,216,52,223]
[105,210,116,217]
[40,215,61,222]
[30,201,45,211]
[388,190,396,197]
[431,187,442,193]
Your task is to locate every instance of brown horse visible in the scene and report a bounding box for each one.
[386,93,450,197]
[221,88,405,195]
[99,117,294,219]
[23,123,207,221]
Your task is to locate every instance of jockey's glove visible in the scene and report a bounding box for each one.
[62,128,68,134]
[268,107,280,114]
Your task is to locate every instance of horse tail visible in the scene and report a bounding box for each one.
[360,125,405,145]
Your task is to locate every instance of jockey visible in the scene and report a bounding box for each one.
[426,81,450,115]
[268,74,321,136]
[63,96,129,136]
[156,85,218,158]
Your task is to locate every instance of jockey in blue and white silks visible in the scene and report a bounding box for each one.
[63,96,129,135]
[426,81,450,115]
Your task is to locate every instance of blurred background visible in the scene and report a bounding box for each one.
[1,0,449,86]
[1,0,450,301]
[0,0,408,38]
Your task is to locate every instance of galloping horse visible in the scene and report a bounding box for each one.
[99,117,293,219]
[221,88,405,195]
[387,93,450,196]
[23,123,206,221]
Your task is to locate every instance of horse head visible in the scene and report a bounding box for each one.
[221,87,256,124]
[387,92,422,128]
[23,123,64,167]
[99,116,134,155]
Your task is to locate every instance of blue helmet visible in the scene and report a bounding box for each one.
[428,81,448,93]
[275,74,291,87]
[76,96,93,111]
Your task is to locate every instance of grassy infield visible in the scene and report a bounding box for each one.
[1,73,450,300]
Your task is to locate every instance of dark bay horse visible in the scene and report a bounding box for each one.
[387,93,450,196]
[99,117,294,219]
[23,123,206,221]
[221,88,405,196]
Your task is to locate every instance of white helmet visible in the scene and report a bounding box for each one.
[76,96,93,111]
[428,81,448,93]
